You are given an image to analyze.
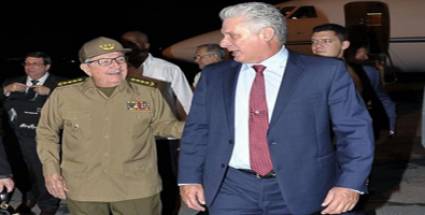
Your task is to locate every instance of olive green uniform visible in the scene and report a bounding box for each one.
[36,77,184,202]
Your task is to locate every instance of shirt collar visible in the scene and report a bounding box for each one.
[242,46,288,74]
[82,77,129,95]
[26,72,49,85]
[141,53,154,69]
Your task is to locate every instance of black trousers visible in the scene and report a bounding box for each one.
[14,132,59,211]
[156,139,180,215]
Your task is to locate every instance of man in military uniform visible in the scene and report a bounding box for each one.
[36,37,184,215]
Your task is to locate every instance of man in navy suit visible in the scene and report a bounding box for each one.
[311,23,396,139]
[3,51,63,215]
[178,2,374,215]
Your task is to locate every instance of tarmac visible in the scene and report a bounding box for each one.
[361,83,425,215]
[5,80,425,215]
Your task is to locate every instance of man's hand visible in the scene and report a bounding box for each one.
[180,184,206,212]
[4,82,27,94]
[321,187,359,214]
[32,85,51,95]
[0,178,14,193]
[45,174,68,199]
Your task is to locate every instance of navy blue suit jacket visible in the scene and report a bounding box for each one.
[178,52,374,214]
[363,65,396,131]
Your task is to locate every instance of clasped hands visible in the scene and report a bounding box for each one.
[5,82,50,95]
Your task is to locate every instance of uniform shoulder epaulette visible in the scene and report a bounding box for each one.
[128,77,157,87]
[57,77,85,87]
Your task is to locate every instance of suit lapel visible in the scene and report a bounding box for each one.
[223,62,241,139]
[269,52,304,128]
[43,74,57,89]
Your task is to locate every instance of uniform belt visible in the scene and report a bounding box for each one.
[237,169,276,179]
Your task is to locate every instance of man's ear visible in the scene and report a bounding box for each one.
[80,64,92,76]
[342,40,350,51]
[144,42,151,50]
[260,27,275,42]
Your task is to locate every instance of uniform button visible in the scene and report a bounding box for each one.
[221,164,226,168]
[271,142,277,145]
[228,140,233,145]
[105,135,109,139]
[104,153,109,157]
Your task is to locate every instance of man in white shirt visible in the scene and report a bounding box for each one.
[179,2,374,215]
[121,31,193,215]
[121,31,193,113]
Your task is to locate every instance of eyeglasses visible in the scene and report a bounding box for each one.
[23,62,45,67]
[85,56,127,67]
[193,53,214,61]
[311,39,335,46]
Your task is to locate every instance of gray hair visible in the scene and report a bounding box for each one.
[219,2,287,44]
[197,43,226,59]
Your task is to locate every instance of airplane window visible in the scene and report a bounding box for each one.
[289,6,317,19]
[280,6,295,17]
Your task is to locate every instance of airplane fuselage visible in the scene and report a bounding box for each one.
[162,0,425,73]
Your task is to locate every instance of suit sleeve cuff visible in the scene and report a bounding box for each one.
[350,188,364,195]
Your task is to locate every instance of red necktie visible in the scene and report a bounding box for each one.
[249,65,273,176]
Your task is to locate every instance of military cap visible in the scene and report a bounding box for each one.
[79,36,130,63]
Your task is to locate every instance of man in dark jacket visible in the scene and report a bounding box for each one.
[2,51,63,215]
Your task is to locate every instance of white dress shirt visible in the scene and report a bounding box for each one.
[26,72,49,86]
[229,47,289,170]
[192,72,201,88]
[142,54,193,114]
[3,73,50,96]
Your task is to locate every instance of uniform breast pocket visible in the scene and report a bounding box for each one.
[63,112,92,142]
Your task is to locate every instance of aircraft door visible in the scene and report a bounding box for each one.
[344,1,389,54]
[344,1,393,81]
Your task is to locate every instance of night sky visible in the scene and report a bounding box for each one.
[0,1,283,80]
